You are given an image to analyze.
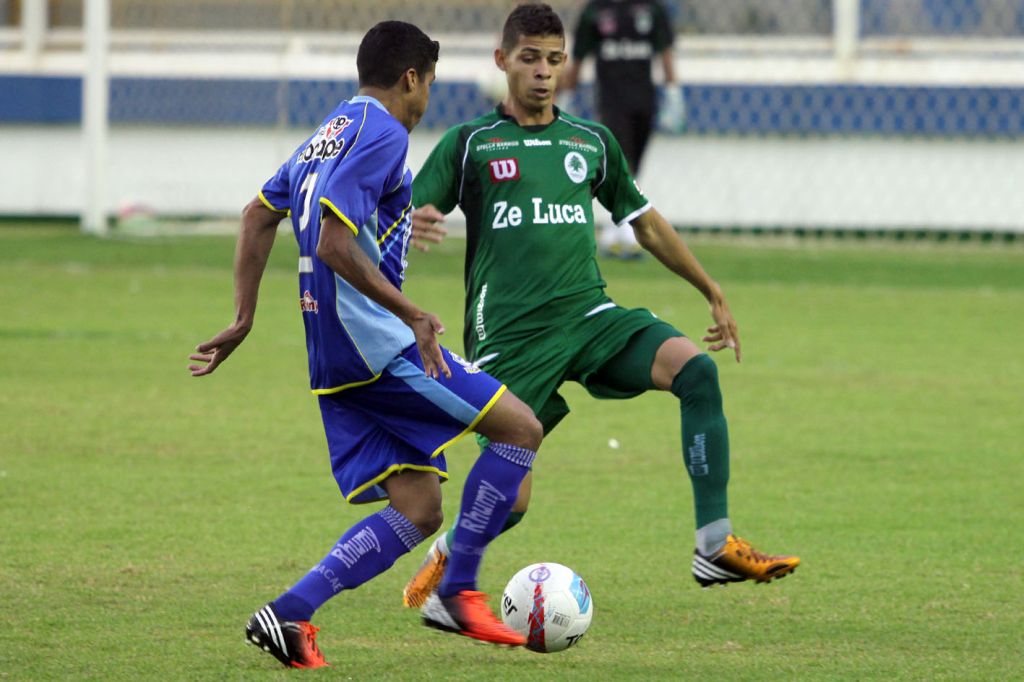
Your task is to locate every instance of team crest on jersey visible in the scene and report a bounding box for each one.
[597,9,617,35]
[488,158,520,183]
[564,152,588,184]
[300,290,318,313]
[298,115,353,164]
[634,6,654,34]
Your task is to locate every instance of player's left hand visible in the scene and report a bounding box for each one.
[188,323,251,376]
[657,85,686,134]
[411,205,448,252]
[409,312,452,380]
[702,297,741,363]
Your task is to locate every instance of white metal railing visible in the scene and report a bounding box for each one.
[3,0,1023,233]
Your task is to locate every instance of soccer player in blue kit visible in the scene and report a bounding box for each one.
[188,21,542,667]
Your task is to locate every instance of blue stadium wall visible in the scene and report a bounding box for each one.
[2,75,1022,136]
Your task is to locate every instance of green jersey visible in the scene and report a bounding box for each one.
[413,106,650,358]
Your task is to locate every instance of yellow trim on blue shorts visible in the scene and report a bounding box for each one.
[430,384,507,458]
[319,199,360,235]
[258,190,290,215]
[345,463,450,504]
[312,372,382,395]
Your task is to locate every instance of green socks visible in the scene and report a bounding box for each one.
[671,354,730,529]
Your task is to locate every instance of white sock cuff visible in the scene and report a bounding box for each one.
[378,506,425,552]
[488,442,536,469]
[696,518,732,555]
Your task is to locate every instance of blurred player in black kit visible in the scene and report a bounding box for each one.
[561,0,684,258]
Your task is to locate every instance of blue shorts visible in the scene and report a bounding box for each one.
[318,344,506,504]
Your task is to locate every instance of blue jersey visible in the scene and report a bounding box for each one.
[258,96,415,393]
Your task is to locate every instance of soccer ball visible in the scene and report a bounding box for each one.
[500,563,593,653]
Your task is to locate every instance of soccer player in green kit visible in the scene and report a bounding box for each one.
[403,3,800,607]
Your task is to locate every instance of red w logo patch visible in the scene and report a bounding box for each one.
[488,158,520,183]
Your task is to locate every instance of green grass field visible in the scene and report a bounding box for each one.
[1,224,1022,680]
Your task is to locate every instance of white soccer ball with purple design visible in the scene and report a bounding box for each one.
[500,562,593,653]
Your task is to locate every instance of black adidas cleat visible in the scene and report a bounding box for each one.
[245,602,328,669]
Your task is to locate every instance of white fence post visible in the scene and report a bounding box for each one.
[21,0,47,65]
[834,0,860,78]
[81,0,110,236]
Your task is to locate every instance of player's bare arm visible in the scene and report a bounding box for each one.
[410,204,448,252]
[317,212,451,379]
[660,48,676,84]
[631,208,741,362]
[189,197,282,376]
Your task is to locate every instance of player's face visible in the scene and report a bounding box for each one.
[403,66,435,132]
[498,34,566,114]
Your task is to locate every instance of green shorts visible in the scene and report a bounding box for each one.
[472,303,682,435]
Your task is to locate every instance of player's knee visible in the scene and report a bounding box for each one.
[671,353,723,410]
[406,506,444,538]
[489,406,543,451]
[389,500,443,537]
[420,508,444,537]
[513,411,543,452]
[526,414,544,450]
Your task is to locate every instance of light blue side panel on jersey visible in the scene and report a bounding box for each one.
[332,219,414,374]
[389,356,480,425]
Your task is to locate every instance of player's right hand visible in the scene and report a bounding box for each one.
[702,297,742,363]
[411,205,447,252]
[188,323,251,376]
[409,312,451,380]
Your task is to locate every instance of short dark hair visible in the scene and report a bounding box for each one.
[357,21,439,88]
[501,2,565,51]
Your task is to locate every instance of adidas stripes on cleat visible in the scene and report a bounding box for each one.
[692,534,800,587]
[245,603,328,669]
[403,537,448,608]
[421,591,526,647]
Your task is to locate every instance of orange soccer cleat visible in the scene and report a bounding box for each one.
[403,538,448,608]
[421,590,526,647]
[692,534,800,587]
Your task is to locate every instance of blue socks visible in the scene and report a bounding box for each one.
[272,506,424,622]
[438,442,536,597]
[272,442,536,618]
